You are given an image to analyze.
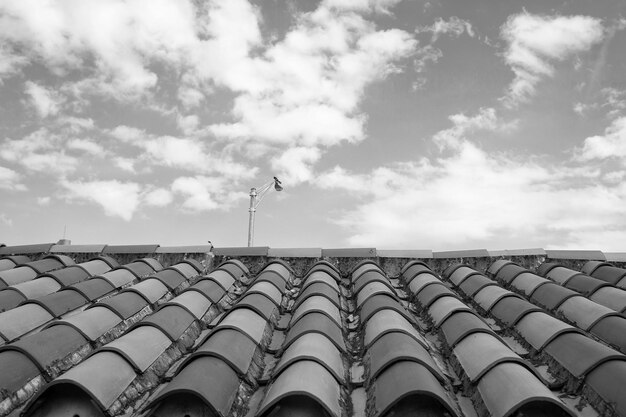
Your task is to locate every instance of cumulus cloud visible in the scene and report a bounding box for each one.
[417,16,475,41]
[271,147,321,184]
[171,176,248,212]
[319,109,626,250]
[501,13,604,107]
[61,179,142,221]
[144,188,173,207]
[0,213,12,226]
[0,165,26,191]
[577,116,626,161]
[23,81,63,118]
[67,138,105,156]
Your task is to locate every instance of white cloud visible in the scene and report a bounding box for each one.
[144,188,173,207]
[271,147,321,184]
[319,109,626,250]
[0,129,78,174]
[171,176,247,212]
[0,165,26,191]
[61,179,142,221]
[114,157,137,173]
[37,196,51,206]
[501,13,604,106]
[67,138,105,155]
[23,81,63,118]
[577,116,626,161]
[417,16,475,41]
[110,125,145,142]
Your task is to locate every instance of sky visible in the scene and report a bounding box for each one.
[1,0,626,251]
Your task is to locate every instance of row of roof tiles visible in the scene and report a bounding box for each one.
[5,243,626,262]
[1,254,626,416]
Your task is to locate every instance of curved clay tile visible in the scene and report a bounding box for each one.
[428,296,473,328]
[67,278,115,301]
[124,278,169,304]
[496,264,528,285]
[273,332,344,383]
[215,263,247,282]
[0,304,53,341]
[218,258,250,276]
[283,312,346,353]
[119,261,155,278]
[254,271,287,293]
[591,265,626,285]
[368,331,444,382]
[0,350,40,396]
[476,362,574,417]
[589,316,626,352]
[301,271,340,293]
[442,263,470,279]
[260,262,292,280]
[1,325,87,371]
[556,296,620,331]
[536,262,562,277]
[93,292,148,320]
[448,266,482,286]
[47,306,122,342]
[364,309,427,349]
[515,312,583,351]
[589,286,626,313]
[231,293,277,321]
[487,259,514,276]
[440,311,497,348]
[454,332,536,383]
[133,257,163,272]
[74,258,113,276]
[204,269,236,291]
[11,277,60,299]
[98,326,170,373]
[415,283,457,309]
[166,263,198,279]
[0,290,26,312]
[26,351,136,412]
[188,279,226,303]
[355,281,396,307]
[564,274,611,296]
[352,271,390,295]
[351,259,382,277]
[290,296,341,329]
[214,308,267,345]
[0,266,38,288]
[581,260,611,275]
[585,359,626,416]
[190,328,258,375]
[509,272,550,296]
[544,332,626,378]
[458,274,497,297]
[372,360,458,417]
[135,305,195,341]
[530,283,579,311]
[257,360,341,417]
[546,267,583,286]
[147,356,242,417]
[44,266,90,286]
[99,269,136,288]
[407,272,440,294]
[359,294,414,326]
[490,296,542,327]
[246,281,283,306]
[293,282,340,310]
[164,290,212,319]
[25,290,88,317]
[400,260,430,276]
[473,286,522,313]
[304,263,341,281]
[150,269,186,290]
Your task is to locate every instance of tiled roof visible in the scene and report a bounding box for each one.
[0,246,625,416]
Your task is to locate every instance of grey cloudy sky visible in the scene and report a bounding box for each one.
[1,0,626,250]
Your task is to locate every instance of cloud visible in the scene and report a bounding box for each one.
[37,196,51,206]
[0,128,78,174]
[23,81,63,118]
[60,179,142,221]
[171,176,248,212]
[144,188,173,207]
[501,13,604,106]
[67,138,105,155]
[0,213,12,226]
[0,165,26,191]
[271,147,321,184]
[319,109,626,250]
[417,16,475,41]
[577,116,626,161]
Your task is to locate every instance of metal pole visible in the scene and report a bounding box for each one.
[247,187,257,247]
